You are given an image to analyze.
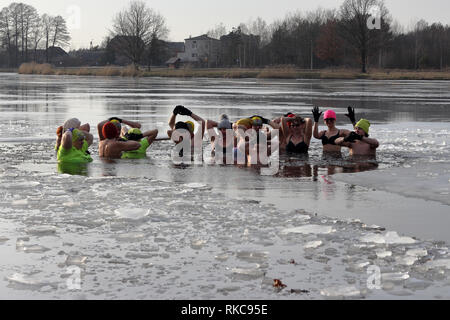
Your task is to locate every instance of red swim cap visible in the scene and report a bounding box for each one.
[102,122,119,139]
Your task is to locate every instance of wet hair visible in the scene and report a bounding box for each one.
[125,132,144,141]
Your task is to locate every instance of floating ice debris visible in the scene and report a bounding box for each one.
[6,273,56,289]
[236,250,268,263]
[376,250,392,258]
[360,231,416,244]
[0,237,9,243]
[425,259,450,270]
[116,232,146,242]
[5,181,40,189]
[65,255,88,266]
[397,255,418,266]
[215,254,229,262]
[184,183,208,189]
[320,286,361,298]
[281,225,334,235]
[230,265,265,279]
[12,199,28,206]
[114,208,149,220]
[22,244,51,253]
[63,201,80,208]
[25,225,57,236]
[381,272,410,282]
[190,240,206,250]
[406,248,428,257]
[304,241,323,249]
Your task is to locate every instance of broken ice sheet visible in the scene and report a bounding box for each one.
[281,225,334,235]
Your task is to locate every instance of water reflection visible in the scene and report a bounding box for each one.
[57,162,89,176]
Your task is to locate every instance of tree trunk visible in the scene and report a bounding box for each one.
[361,47,367,73]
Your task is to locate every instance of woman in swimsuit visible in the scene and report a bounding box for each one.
[280,115,313,155]
[312,107,352,155]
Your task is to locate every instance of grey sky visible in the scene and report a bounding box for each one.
[8,0,450,49]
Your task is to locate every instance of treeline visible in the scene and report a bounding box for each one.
[0,2,70,67]
[208,0,450,72]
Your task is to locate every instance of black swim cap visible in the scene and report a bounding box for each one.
[175,122,190,131]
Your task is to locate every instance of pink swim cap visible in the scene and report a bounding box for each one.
[324,110,337,120]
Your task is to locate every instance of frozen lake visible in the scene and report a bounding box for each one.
[0,73,449,299]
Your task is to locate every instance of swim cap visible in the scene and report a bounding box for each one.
[175,121,190,131]
[125,128,144,141]
[185,121,195,133]
[72,129,85,143]
[218,115,232,129]
[356,119,370,135]
[110,119,122,132]
[287,114,296,118]
[102,122,119,139]
[236,118,252,129]
[251,117,263,126]
[63,118,81,131]
[324,110,337,120]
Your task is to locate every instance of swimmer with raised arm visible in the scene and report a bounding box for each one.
[336,119,379,158]
[312,107,352,155]
[98,122,141,159]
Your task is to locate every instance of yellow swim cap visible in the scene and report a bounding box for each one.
[236,118,252,129]
[356,119,370,135]
[128,128,142,135]
[185,121,194,133]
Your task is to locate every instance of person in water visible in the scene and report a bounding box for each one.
[312,107,352,155]
[121,127,159,159]
[97,117,142,142]
[279,114,313,155]
[168,105,205,144]
[335,119,379,157]
[98,121,141,159]
[206,114,236,161]
[57,129,93,163]
[56,118,93,151]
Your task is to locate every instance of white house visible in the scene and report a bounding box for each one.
[177,34,221,67]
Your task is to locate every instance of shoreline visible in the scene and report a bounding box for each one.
[6,63,450,80]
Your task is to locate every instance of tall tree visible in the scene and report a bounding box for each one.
[339,0,390,73]
[41,14,53,63]
[111,0,168,68]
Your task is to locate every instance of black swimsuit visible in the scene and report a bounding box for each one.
[286,138,309,154]
[321,130,340,146]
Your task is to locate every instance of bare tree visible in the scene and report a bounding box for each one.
[0,7,13,66]
[31,15,43,62]
[41,14,53,63]
[207,22,227,40]
[19,3,38,62]
[51,15,70,48]
[339,0,390,73]
[111,0,168,68]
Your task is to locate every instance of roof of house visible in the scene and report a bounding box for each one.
[166,57,181,64]
[185,34,219,41]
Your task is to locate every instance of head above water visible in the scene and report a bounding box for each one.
[218,114,232,130]
[289,116,306,128]
[71,129,85,149]
[102,122,119,139]
[110,119,122,132]
[251,116,263,129]
[355,119,370,136]
[63,118,81,132]
[324,110,337,121]
[125,128,144,141]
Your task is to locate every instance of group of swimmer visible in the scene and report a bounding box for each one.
[55,105,379,167]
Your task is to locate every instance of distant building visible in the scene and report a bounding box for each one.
[166,57,181,69]
[177,34,221,67]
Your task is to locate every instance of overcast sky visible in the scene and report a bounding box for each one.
[6,0,450,49]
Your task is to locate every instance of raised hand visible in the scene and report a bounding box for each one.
[345,106,356,125]
[173,105,184,115]
[179,106,193,116]
[312,107,322,123]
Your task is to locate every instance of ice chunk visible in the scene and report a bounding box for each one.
[360,231,416,244]
[425,259,450,269]
[114,208,149,220]
[25,225,57,236]
[230,265,265,279]
[12,199,28,206]
[304,241,323,249]
[116,232,146,242]
[376,250,392,258]
[381,272,410,282]
[320,286,361,298]
[190,240,206,250]
[65,255,88,266]
[406,248,428,257]
[396,255,418,266]
[236,250,268,263]
[281,225,334,235]
[6,273,56,289]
